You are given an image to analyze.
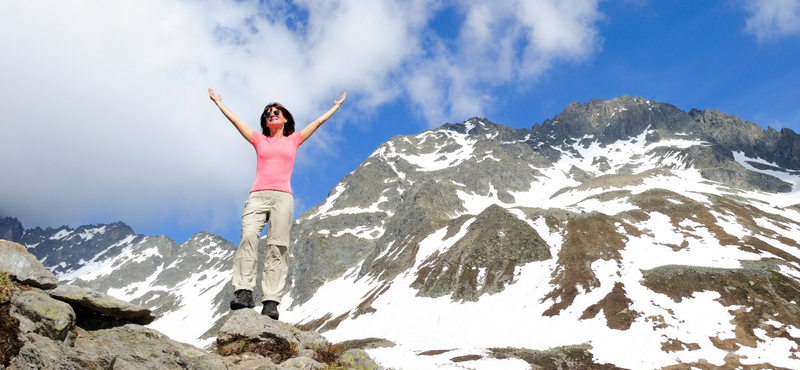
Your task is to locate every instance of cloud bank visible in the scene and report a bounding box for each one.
[0,0,603,238]
[744,0,800,40]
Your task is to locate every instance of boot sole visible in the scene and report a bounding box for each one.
[230,300,255,310]
[262,311,279,320]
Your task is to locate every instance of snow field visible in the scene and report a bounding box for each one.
[148,265,231,347]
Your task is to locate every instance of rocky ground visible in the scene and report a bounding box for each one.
[0,239,382,370]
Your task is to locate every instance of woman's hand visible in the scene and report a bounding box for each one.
[301,92,347,143]
[334,92,347,106]
[208,88,222,104]
[208,88,253,142]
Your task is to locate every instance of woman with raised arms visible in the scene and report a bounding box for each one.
[209,88,346,320]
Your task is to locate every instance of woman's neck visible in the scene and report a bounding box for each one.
[269,127,285,138]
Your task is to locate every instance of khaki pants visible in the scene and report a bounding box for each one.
[232,190,293,303]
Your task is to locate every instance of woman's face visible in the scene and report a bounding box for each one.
[266,107,287,127]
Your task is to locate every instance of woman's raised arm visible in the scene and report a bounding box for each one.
[300,92,346,143]
[209,88,253,142]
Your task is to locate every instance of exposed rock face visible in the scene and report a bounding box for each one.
[488,344,624,369]
[642,263,800,349]
[10,288,75,342]
[541,96,800,192]
[49,284,156,325]
[412,204,551,301]
[0,239,58,289]
[0,218,23,242]
[217,310,382,369]
[11,332,117,370]
[71,324,228,370]
[543,211,630,316]
[218,309,326,359]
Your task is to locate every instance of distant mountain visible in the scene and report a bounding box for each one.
[0,218,237,346]
[5,96,800,369]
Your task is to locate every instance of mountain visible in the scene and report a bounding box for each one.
[4,95,800,369]
[282,96,800,369]
[1,219,238,346]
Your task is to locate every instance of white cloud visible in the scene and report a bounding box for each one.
[744,0,800,40]
[0,0,603,237]
[404,0,603,126]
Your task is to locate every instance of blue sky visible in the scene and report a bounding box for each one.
[1,0,799,244]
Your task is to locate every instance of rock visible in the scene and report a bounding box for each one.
[0,239,58,289]
[218,309,328,354]
[10,332,116,370]
[72,324,228,370]
[10,288,76,342]
[217,310,383,369]
[279,356,325,369]
[0,217,23,242]
[337,337,396,350]
[231,359,282,369]
[411,204,551,301]
[338,349,382,370]
[48,284,156,325]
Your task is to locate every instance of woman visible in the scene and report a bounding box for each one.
[208,88,346,320]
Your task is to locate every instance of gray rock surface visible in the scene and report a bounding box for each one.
[218,309,328,353]
[5,280,375,370]
[72,324,229,370]
[217,309,383,369]
[10,332,116,370]
[338,349,382,370]
[278,356,325,369]
[48,284,156,325]
[10,288,76,342]
[231,359,282,369]
[411,204,552,301]
[0,217,23,242]
[0,239,58,289]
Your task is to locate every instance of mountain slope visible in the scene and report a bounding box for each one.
[281,96,800,369]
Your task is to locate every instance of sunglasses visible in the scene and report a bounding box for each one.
[264,109,282,118]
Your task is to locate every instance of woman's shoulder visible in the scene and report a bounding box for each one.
[289,131,303,143]
[250,130,268,145]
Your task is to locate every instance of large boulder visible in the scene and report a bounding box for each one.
[10,332,115,370]
[338,349,382,370]
[0,239,58,289]
[218,309,328,357]
[72,324,229,370]
[48,284,156,325]
[10,288,76,342]
[217,310,383,369]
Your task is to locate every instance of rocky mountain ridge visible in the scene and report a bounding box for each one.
[3,95,800,369]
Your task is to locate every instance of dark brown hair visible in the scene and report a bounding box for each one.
[260,103,296,137]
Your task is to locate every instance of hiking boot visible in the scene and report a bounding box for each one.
[261,300,279,320]
[230,289,255,310]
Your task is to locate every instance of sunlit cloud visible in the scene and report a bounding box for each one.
[743,0,800,41]
[404,0,603,126]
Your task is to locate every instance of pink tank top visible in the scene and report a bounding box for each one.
[249,131,303,194]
